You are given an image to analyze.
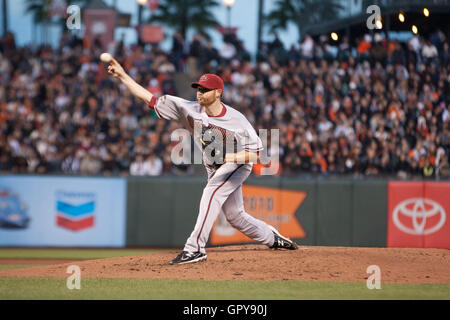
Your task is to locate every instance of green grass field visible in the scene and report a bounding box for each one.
[0,249,449,300]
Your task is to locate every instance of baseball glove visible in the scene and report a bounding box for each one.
[200,124,237,167]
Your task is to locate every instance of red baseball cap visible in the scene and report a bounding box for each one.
[191,74,224,91]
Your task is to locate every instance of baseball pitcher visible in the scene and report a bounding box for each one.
[107,58,298,265]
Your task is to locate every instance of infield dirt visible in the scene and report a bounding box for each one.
[0,245,449,284]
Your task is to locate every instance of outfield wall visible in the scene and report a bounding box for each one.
[125,177,389,248]
[1,175,448,249]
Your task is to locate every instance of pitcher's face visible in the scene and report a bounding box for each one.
[196,87,220,106]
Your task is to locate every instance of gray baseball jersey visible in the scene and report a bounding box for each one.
[154,95,264,157]
[151,95,274,254]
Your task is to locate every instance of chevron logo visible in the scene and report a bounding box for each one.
[56,191,95,231]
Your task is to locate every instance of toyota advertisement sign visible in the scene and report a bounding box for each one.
[388,182,450,249]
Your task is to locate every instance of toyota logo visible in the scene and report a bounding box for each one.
[392,198,446,235]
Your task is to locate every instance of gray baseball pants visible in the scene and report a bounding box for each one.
[184,163,274,254]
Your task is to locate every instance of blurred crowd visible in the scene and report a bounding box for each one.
[0,28,449,179]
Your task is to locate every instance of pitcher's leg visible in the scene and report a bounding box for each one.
[183,183,227,253]
[183,164,247,254]
[222,186,274,246]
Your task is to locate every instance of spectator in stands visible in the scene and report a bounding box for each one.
[370,34,387,65]
[219,37,237,65]
[144,152,163,176]
[422,39,439,65]
[436,154,449,179]
[171,30,185,72]
[338,36,351,61]
[357,34,371,62]
[79,150,102,176]
[268,33,284,53]
[130,154,147,176]
[299,34,314,60]
[187,34,203,77]
[391,40,406,66]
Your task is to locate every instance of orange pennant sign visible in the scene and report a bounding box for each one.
[210,185,306,245]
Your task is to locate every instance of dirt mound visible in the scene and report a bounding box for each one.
[0,245,449,284]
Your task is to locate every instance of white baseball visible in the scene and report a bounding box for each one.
[100,52,112,63]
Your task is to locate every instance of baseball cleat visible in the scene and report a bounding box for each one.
[268,225,298,250]
[169,251,207,265]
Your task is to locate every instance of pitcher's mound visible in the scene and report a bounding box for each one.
[1,245,449,284]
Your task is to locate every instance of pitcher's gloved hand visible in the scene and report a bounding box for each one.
[200,126,225,165]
